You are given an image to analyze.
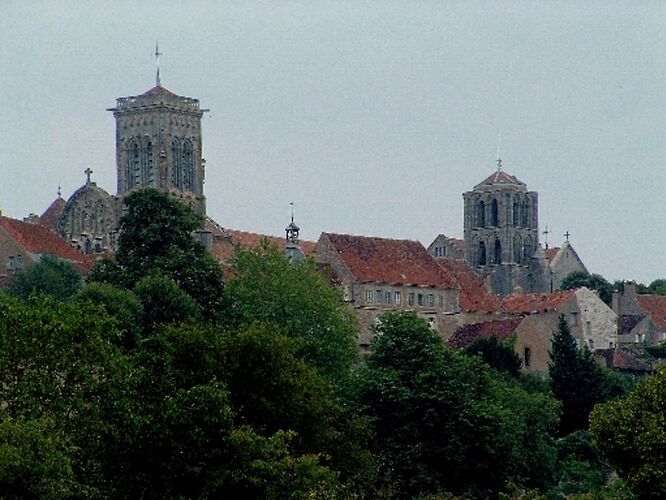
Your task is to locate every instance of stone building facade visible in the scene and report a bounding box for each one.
[463,167,548,296]
[51,81,209,255]
[314,233,460,349]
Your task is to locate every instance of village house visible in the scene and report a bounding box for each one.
[613,281,666,344]
[0,215,95,283]
[314,232,460,349]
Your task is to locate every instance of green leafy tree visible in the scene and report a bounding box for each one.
[88,189,224,319]
[6,254,82,300]
[590,367,666,498]
[561,271,614,306]
[75,282,144,348]
[358,311,560,497]
[133,274,202,332]
[464,335,522,378]
[549,315,617,434]
[224,242,358,382]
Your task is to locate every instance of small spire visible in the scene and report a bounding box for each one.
[57,184,62,198]
[154,41,163,87]
[290,202,294,223]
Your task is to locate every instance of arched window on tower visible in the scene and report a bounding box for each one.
[523,237,532,262]
[171,139,182,189]
[478,240,487,266]
[129,141,141,188]
[476,200,486,228]
[491,198,499,226]
[522,199,529,227]
[513,197,520,226]
[494,238,502,264]
[182,139,194,191]
[142,138,154,187]
[513,235,522,263]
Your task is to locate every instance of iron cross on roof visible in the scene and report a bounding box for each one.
[564,231,571,242]
[84,168,93,184]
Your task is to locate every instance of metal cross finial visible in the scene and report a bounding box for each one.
[57,184,62,198]
[84,168,93,185]
[564,230,571,242]
[154,41,163,87]
[543,226,550,249]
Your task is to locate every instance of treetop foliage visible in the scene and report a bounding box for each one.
[5,254,82,301]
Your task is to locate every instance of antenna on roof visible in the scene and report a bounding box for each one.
[154,41,163,87]
[496,132,502,172]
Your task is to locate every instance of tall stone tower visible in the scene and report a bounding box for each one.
[463,161,546,296]
[107,79,208,215]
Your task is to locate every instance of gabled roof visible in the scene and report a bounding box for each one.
[322,233,457,288]
[474,170,526,189]
[544,247,560,262]
[142,85,177,97]
[636,295,666,331]
[595,348,652,372]
[438,259,503,312]
[619,314,644,335]
[503,289,576,314]
[449,317,524,348]
[39,196,66,229]
[0,216,94,272]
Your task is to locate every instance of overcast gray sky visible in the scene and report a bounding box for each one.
[1,1,664,283]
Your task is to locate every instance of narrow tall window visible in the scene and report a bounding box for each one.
[171,139,182,189]
[365,289,373,304]
[183,139,194,191]
[494,239,502,265]
[477,201,486,228]
[478,240,487,266]
[524,347,531,367]
[408,293,415,306]
[142,139,154,186]
[491,198,499,226]
[394,291,402,305]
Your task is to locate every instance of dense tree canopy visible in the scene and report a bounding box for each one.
[224,242,358,382]
[591,368,666,498]
[357,312,560,497]
[88,189,224,319]
[6,254,82,301]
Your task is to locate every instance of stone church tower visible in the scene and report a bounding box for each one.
[107,80,208,215]
[463,160,548,296]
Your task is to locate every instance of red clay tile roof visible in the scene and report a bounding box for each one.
[595,348,652,372]
[204,218,315,262]
[449,317,524,348]
[438,259,503,312]
[0,216,95,272]
[503,289,576,314]
[475,170,526,189]
[39,196,66,229]
[545,247,560,262]
[142,85,177,96]
[636,295,666,331]
[323,233,457,288]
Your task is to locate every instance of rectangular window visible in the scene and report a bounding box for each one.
[394,291,402,305]
[417,294,424,307]
[570,312,578,326]
[376,290,383,304]
[385,291,392,305]
[524,347,531,367]
[428,294,435,307]
[438,294,444,308]
[366,290,373,304]
[408,293,415,306]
